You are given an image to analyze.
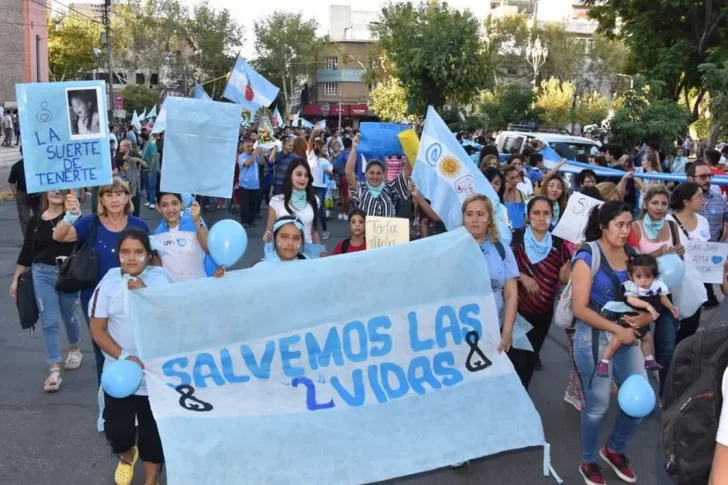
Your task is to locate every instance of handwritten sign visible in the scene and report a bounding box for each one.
[685,241,728,284]
[358,122,408,160]
[365,216,410,249]
[16,81,111,193]
[130,229,553,485]
[552,192,602,244]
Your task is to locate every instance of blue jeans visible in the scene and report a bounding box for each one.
[81,296,105,385]
[653,308,679,396]
[574,321,647,463]
[31,263,80,364]
[315,187,327,232]
[144,170,158,205]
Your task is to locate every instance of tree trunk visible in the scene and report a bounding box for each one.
[708,119,721,149]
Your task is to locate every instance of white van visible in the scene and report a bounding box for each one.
[496,131,601,160]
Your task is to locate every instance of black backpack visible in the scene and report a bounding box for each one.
[661,325,728,484]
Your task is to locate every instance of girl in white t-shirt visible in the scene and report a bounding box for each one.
[666,182,711,344]
[264,158,321,244]
[307,130,334,240]
[89,229,173,485]
[152,193,224,282]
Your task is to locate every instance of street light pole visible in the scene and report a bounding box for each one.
[101,0,114,119]
[93,47,101,81]
[526,36,548,89]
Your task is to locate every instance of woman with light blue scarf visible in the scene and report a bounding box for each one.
[257,217,312,266]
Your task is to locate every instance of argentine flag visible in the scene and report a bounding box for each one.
[145,105,157,119]
[272,107,284,127]
[223,55,279,118]
[151,102,166,134]
[412,106,510,243]
[192,82,212,101]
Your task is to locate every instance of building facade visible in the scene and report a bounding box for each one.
[301,6,378,127]
[0,0,49,107]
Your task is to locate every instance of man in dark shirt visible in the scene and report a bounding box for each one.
[8,154,41,239]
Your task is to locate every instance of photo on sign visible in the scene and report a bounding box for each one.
[65,87,102,139]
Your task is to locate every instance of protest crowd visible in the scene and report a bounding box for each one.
[6,55,728,485]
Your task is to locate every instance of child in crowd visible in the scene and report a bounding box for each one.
[598,254,678,377]
[152,192,224,282]
[333,209,366,255]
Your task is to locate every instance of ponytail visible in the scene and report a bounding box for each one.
[584,200,632,242]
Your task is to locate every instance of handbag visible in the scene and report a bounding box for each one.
[16,216,41,331]
[55,216,100,293]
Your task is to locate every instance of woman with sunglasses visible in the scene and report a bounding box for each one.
[10,190,81,392]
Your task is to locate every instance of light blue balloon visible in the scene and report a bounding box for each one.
[657,253,685,289]
[181,193,194,208]
[618,374,656,418]
[102,359,143,398]
[207,219,248,267]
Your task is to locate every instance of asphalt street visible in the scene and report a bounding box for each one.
[0,192,673,485]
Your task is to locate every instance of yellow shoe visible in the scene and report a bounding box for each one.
[114,447,139,485]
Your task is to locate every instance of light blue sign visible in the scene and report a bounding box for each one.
[358,122,408,160]
[159,97,241,198]
[16,81,111,193]
[130,229,558,485]
[316,69,366,83]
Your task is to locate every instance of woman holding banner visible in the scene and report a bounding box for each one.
[571,201,654,485]
[345,133,411,218]
[54,178,150,385]
[510,196,571,389]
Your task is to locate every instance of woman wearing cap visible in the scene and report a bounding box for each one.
[258,216,311,265]
[344,133,411,217]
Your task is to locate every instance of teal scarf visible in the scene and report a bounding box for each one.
[642,214,664,239]
[366,182,384,198]
[291,189,308,210]
[524,226,552,265]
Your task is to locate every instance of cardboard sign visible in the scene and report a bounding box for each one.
[16,81,111,193]
[358,122,408,160]
[365,216,410,249]
[684,241,728,284]
[551,192,602,244]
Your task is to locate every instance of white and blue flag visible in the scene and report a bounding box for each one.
[192,82,211,101]
[412,106,510,243]
[222,55,279,117]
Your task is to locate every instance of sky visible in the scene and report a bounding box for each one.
[183,0,493,59]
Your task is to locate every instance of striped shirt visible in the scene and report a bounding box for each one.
[512,234,570,314]
[350,172,408,217]
[698,190,728,242]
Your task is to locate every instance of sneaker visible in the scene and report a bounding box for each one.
[64,349,83,370]
[322,231,330,240]
[600,446,636,483]
[597,361,610,377]
[144,202,151,208]
[149,204,156,210]
[43,367,62,392]
[644,358,663,371]
[338,214,346,220]
[564,392,583,412]
[579,462,606,485]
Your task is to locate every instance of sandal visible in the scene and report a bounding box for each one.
[43,367,62,392]
[114,446,139,485]
[64,349,83,370]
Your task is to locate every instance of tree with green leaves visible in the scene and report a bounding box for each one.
[584,0,728,122]
[253,11,324,117]
[607,78,690,149]
[121,85,160,117]
[478,84,538,131]
[369,78,416,123]
[535,77,575,129]
[581,33,628,96]
[111,0,188,87]
[47,15,103,81]
[185,1,244,99]
[482,14,531,84]
[372,1,491,113]
[699,62,728,146]
[574,91,611,127]
[537,23,584,84]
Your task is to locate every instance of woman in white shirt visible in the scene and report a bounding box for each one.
[307,130,334,240]
[264,158,321,245]
[666,182,711,345]
[89,228,174,485]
